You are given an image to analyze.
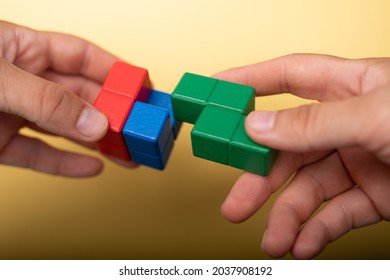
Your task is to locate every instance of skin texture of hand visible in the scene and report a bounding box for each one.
[0,21,137,177]
[214,54,390,259]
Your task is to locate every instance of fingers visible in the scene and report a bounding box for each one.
[221,150,331,223]
[340,147,390,219]
[221,153,294,223]
[42,31,118,83]
[291,187,382,259]
[261,152,355,258]
[0,59,108,142]
[245,89,390,164]
[0,134,104,177]
[4,21,117,83]
[41,70,102,103]
[213,54,371,100]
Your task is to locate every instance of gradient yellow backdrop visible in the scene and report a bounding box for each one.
[1,0,390,259]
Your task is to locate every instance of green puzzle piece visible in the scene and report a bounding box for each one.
[171,72,278,176]
[230,117,278,175]
[208,80,255,115]
[171,73,218,124]
[191,105,241,165]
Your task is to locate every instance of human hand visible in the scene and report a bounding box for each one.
[0,21,136,177]
[214,54,390,259]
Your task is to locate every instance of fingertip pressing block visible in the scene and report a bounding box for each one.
[94,89,135,147]
[229,116,278,175]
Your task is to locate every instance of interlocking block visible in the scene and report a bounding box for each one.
[102,61,150,99]
[147,90,182,138]
[98,141,131,161]
[229,117,278,175]
[170,72,278,175]
[94,89,135,147]
[123,101,172,158]
[94,62,151,160]
[130,133,174,170]
[171,73,218,124]
[208,80,255,115]
[191,105,241,165]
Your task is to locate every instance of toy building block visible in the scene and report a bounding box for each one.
[123,101,174,170]
[191,105,242,165]
[207,80,255,115]
[93,89,135,147]
[147,89,182,138]
[229,117,278,175]
[130,133,174,170]
[102,61,150,100]
[123,101,172,157]
[97,140,131,161]
[94,60,181,170]
[171,73,218,124]
[94,61,150,160]
[171,72,278,176]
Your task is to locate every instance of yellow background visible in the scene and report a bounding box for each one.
[1,0,390,259]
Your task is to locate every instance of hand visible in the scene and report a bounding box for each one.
[0,21,133,177]
[214,54,390,259]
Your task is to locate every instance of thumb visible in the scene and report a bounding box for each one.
[245,91,390,158]
[0,59,108,142]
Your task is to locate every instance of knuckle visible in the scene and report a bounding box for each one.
[35,82,76,127]
[357,91,390,154]
[285,104,319,150]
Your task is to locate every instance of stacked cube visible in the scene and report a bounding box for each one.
[170,73,278,176]
[94,61,181,170]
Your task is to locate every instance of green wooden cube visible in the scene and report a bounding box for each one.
[229,117,278,176]
[191,105,242,165]
[208,80,255,115]
[171,73,218,124]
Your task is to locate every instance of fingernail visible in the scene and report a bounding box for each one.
[247,111,276,133]
[77,107,108,138]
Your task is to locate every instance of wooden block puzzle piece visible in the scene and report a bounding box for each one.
[171,72,278,176]
[147,90,182,139]
[102,61,150,99]
[94,89,135,147]
[191,105,242,165]
[207,80,255,115]
[130,133,174,170]
[123,101,174,170]
[230,117,278,175]
[97,141,131,161]
[94,61,150,156]
[170,73,218,124]
[123,101,172,158]
[94,61,180,170]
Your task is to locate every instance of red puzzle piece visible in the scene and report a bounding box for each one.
[94,89,134,147]
[94,61,152,160]
[98,141,131,161]
[102,61,149,98]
